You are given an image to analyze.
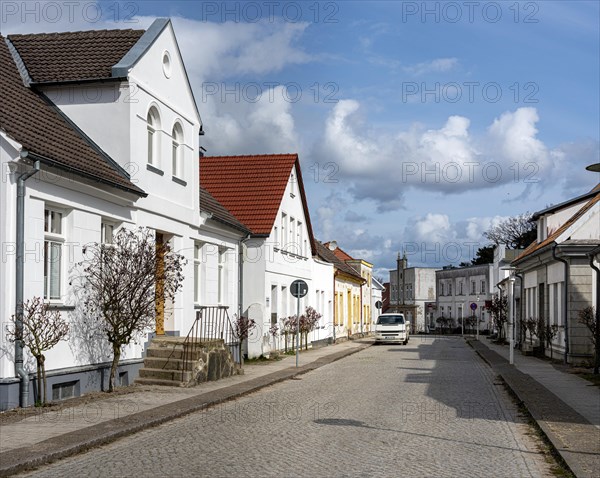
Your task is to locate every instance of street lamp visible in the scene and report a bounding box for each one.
[502,266,517,365]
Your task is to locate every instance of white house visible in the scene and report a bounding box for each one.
[0,19,245,409]
[200,154,334,357]
[371,277,385,326]
[512,184,599,363]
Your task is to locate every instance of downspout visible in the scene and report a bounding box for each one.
[15,155,40,408]
[588,247,600,374]
[238,234,251,319]
[552,244,570,364]
[514,271,524,348]
[333,271,337,342]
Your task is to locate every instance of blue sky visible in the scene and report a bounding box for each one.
[2,1,599,278]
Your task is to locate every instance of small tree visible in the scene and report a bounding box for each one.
[525,317,537,346]
[488,295,508,341]
[232,314,256,361]
[535,316,546,353]
[545,323,559,360]
[74,227,186,392]
[578,306,599,374]
[465,316,477,334]
[6,297,69,405]
[299,306,322,350]
[484,213,537,249]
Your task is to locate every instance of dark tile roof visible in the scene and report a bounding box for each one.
[7,29,144,83]
[200,187,250,234]
[200,154,316,254]
[0,36,144,195]
[315,241,364,282]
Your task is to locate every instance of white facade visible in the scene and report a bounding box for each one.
[1,20,244,407]
[243,165,333,358]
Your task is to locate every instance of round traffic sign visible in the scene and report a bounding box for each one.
[290,279,308,298]
[470,302,478,311]
[375,300,382,309]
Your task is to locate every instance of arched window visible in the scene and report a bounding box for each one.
[172,122,184,178]
[147,107,161,166]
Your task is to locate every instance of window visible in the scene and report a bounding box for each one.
[44,208,64,301]
[471,281,476,295]
[290,173,296,197]
[194,242,203,304]
[480,280,486,294]
[273,226,278,248]
[101,221,114,245]
[172,122,184,178]
[297,221,303,256]
[448,282,452,296]
[281,213,287,249]
[147,107,161,166]
[52,381,78,401]
[218,248,226,304]
[289,217,295,251]
[440,283,444,296]
[459,281,463,295]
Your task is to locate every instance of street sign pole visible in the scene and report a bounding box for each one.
[290,279,308,368]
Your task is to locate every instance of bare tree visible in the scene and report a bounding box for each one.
[73,227,186,391]
[232,314,256,362]
[6,297,69,405]
[484,213,537,249]
[578,306,599,374]
[299,306,322,350]
[545,323,559,360]
[488,295,508,341]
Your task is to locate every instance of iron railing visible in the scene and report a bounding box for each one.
[176,306,240,382]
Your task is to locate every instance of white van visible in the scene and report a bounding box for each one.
[374,313,409,344]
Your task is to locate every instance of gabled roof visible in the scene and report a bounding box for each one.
[200,154,316,253]
[8,28,144,83]
[315,241,364,282]
[513,184,600,264]
[324,242,355,261]
[0,36,144,195]
[532,185,600,220]
[200,187,250,235]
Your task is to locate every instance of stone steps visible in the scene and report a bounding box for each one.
[138,367,193,382]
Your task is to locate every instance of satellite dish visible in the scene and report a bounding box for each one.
[328,241,338,251]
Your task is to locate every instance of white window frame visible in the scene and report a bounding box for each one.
[172,122,184,179]
[44,207,65,302]
[101,221,116,245]
[281,213,287,249]
[194,242,203,304]
[147,106,161,167]
[218,247,227,304]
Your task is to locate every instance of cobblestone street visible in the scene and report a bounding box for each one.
[19,338,555,477]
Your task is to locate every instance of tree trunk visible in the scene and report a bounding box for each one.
[109,344,121,392]
[35,355,43,405]
[41,355,47,404]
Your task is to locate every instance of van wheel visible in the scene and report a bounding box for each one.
[403,339,408,345]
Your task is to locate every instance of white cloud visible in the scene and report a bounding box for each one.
[403,58,459,76]
[313,101,579,211]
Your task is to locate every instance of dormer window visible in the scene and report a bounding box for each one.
[172,122,184,178]
[147,106,161,166]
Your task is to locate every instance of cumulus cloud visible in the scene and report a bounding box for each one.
[313,100,581,211]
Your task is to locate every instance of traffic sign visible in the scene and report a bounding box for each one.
[470,302,478,311]
[290,279,308,298]
[375,300,382,309]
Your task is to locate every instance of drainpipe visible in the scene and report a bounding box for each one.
[514,271,524,348]
[332,271,337,342]
[552,244,570,364]
[238,234,251,319]
[588,247,600,374]
[15,154,40,408]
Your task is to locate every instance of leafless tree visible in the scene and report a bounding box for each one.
[578,306,599,374]
[488,295,508,341]
[484,213,537,249]
[6,297,69,405]
[73,227,186,391]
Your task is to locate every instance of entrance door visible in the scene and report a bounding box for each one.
[155,233,165,335]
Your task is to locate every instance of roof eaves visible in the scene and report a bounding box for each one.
[532,186,598,220]
[112,18,170,77]
[25,150,146,197]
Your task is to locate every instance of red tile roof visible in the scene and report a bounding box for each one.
[324,242,355,261]
[0,36,144,195]
[513,184,600,264]
[200,153,306,230]
[8,29,144,83]
[200,187,250,234]
[315,241,363,282]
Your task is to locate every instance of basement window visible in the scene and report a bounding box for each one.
[52,380,79,401]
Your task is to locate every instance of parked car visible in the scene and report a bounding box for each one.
[374,313,409,345]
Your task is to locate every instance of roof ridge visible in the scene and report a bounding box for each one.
[7,28,144,38]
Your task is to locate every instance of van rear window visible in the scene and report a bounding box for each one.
[377,315,405,325]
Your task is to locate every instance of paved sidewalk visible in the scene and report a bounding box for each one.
[0,340,370,477]
[472,339,600,478]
